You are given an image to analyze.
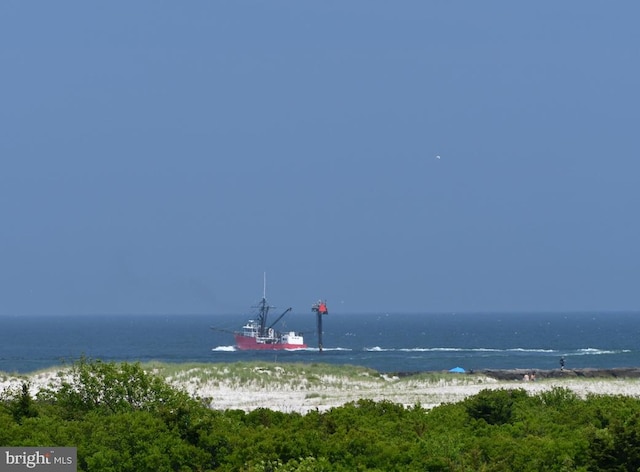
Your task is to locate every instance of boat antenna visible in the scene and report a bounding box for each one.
[263,272,267,300]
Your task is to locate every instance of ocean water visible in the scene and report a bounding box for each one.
[1,312,639,374]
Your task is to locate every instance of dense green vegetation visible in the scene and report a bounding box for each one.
[2,359,640,471]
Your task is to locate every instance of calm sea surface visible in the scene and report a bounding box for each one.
[1,312,639,374]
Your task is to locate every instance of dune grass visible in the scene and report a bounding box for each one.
[4,361,640,415]
[144,361,382,386]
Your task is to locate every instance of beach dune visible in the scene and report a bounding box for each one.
[2,364,640,414]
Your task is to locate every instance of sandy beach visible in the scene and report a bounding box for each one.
[3,364,640,414]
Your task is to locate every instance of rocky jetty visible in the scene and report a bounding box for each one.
[480,367,640,381]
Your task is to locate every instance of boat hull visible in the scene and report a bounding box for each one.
[234,334,307,350]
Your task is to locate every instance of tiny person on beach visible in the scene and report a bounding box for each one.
[560,357,565,371]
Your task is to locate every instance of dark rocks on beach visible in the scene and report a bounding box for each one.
[480,368,640,381]
[391,368,640,381]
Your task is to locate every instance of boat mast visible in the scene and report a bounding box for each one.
[257,272,270,335]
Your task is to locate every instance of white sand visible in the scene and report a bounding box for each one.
[184,375,640,413]
[3,367,640,414]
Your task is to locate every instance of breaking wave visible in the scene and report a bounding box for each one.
[366,346,556,353]
[364,347,627,356]
[573,348,632,356]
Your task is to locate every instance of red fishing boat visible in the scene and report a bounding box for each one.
[233,275,307,350]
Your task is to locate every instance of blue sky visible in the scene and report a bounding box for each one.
[1,2,638,315]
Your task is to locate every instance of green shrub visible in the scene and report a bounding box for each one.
[464,388,528,426]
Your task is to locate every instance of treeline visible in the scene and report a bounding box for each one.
[2,359,640,471]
